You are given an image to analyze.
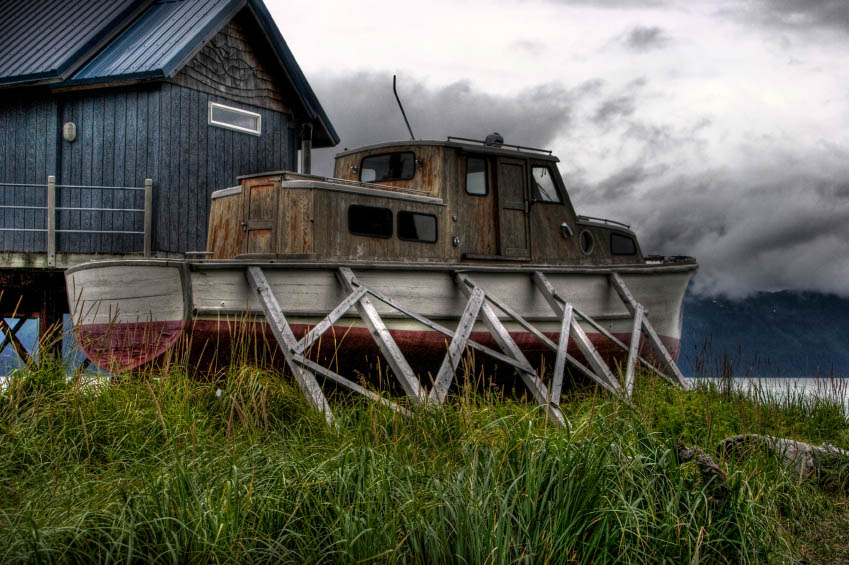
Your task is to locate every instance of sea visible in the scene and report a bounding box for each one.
[686,376,849,417]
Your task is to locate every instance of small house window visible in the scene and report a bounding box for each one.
[208,102,261,135]
[348,205,393,238]
[397,211,437,243]
[611,233,637,255]
[531,166,561,203]
[360,152,415,183]
[466,157,487,195]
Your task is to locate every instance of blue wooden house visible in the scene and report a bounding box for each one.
[0,0,338,351]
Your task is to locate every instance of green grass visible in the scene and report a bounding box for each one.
[0,359,847,563]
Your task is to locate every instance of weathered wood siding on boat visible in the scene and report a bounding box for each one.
[333,145,448,198]
[278,189,315,254]
[313,190,448,261]
[207,189,244,259]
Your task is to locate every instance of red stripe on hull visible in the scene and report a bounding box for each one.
[77,319,681,377]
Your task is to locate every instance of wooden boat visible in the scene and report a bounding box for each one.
[66,135,697,420]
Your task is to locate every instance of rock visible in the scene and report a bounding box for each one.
[718,434,849,479]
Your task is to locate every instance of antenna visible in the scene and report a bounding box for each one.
[393,75,416,140]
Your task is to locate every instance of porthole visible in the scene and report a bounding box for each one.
[579,230,594,255]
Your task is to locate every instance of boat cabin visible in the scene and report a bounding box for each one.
[206,135,644,265]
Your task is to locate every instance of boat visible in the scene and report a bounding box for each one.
[65,134,697,421]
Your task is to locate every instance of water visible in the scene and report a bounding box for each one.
[687,377,849,416]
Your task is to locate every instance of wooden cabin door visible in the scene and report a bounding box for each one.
[496,158,530,258]
[240,179,278,254]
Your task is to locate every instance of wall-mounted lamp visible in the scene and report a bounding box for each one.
[63,122,76,142]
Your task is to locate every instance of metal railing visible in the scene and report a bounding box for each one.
[0,176,153,265]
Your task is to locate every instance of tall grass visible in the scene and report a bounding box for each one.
[0,354,847,563]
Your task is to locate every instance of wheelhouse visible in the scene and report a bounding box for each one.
[206,135,644,265]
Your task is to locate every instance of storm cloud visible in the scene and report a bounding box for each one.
[309,72,575,176]
[734,0,849,34]
[622,26,670,51]
[307,71,849,299]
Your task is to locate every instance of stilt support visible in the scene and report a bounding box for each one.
[246,266,334,423]
[0,317,31,365]
[609,273,686,387]
[244,265,686,425]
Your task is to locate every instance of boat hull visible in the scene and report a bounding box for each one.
[66,260,696,379]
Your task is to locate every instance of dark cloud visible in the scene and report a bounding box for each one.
[727,0,849,34]
[594,94,636,123]
[307,72,849,298]
[623,26,670,51]
[578,162,849,298]
[308,72,575,176]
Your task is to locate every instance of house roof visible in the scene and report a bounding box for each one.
[0,0,149,86]
[0,0,338,146]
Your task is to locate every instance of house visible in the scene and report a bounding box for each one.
[0,0,338,355]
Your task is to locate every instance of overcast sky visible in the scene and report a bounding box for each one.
[269,0,849,298]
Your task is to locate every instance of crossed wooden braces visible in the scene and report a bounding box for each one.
[246,266,685,426]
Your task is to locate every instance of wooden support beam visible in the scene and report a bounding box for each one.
[0,317,31,365]
[458,274,557,350]
[457,273,606,387]
[338,267,425,405]
[294,355,409,416]
[429,286,486,404]
[361,284,531,373]
[245,266,333,422]
[609,273,686,387]
[532,272,622,394]
[529,272,663,375]
[624,303,643,397]
[294,285,367,354]
[456,281,567,427]
[550,303,573,404]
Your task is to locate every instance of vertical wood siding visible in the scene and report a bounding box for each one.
[1,83,291,255]
[0,92,56,252]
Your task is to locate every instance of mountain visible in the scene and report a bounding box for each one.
[679,290,849,378]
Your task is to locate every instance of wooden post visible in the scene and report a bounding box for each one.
[532,272,622,394]
[245,266,333,422]
[47,175,55,267]
[143,178,153,257]
[609,273,686,387]
[429,286,485,404]
[624,303,643,397]
[338,267,426,405]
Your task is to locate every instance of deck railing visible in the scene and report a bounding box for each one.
[0,176,153,265]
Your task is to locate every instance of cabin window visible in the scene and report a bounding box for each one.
[611,233,637,255]
[348,205,393,238]
[579,230,594,255]
[397,211,437,243]
[360,152,415,182]
[466,157,487,195]
[531,166,561,203]
[208,102,261,135]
